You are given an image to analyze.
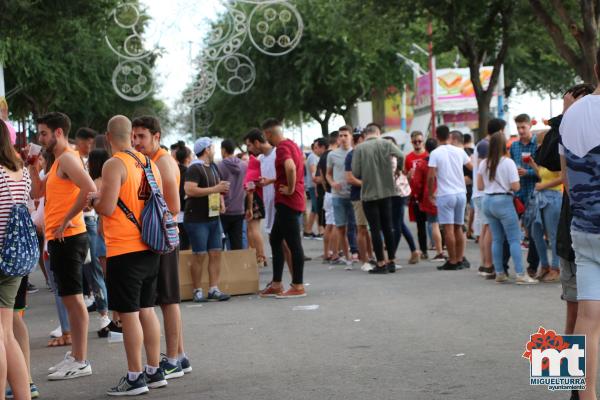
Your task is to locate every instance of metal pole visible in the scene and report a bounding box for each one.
[300,113,304,149]
[401,85,407,131]
[0,62,5,97]
[191,107,196,137]
[428,22,436,137]
[497,64,505,119]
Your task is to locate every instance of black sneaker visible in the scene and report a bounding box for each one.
[439,261,459,271]
[368,259,377,266]
[144,368,168,389]
[437,260,451,270]
[26,283,39,294]
[207,289,231,301]
[107,375,149,396]
[461,257,471,269]
[159,357,184,380]
[368,266,388,274]
[180,356,192,374]
[485,272,497,280]
[304,255,312,261]
[478,266,494,277]
[303,233,313,240]
[387,263,396,273]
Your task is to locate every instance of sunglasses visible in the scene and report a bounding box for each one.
[412,140,423,144]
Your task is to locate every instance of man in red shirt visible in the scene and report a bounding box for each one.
[259,118,306,298]
[404,131,429,259]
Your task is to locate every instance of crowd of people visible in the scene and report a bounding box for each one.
[0,51,599,400]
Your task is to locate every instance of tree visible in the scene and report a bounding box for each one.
[529,0,599,83]
[402,0,516,138]
[183,0,408,140]
[0,0,167,135]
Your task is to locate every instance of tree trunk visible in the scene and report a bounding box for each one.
[476,99,492,142]
[307,109,332,137]
[529,0,599,83]
[319,114,331,137]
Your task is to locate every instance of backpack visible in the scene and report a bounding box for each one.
[0,168,40,277]
[117,150,179,254]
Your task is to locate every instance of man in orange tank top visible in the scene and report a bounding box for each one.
[90,115,166,395]
[132,116,191,378]
[30,112,97,380]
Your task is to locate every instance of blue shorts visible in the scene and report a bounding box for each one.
[309,188,318,214]
[573,230,600,301]
[332,197,354,227]
[426,213,438,223]
[436,193,467,225]
[184,220,223,254]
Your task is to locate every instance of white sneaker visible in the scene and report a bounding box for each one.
[48,351,72,373]
[344,261,353,271]
[98,315,111,330]
[360,263,373,272]
[83,295,95,308]
[47,359,92,380]
[50,326,62,338]
[516,273,539,285]
[395,264,403,270]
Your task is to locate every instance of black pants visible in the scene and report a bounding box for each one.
[362,198,395,262]
[270,204,305,284]
[220,214,245,250]
[413,202,428,255]
[502,234,540,270]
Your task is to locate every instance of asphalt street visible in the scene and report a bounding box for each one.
[23,228,575,400]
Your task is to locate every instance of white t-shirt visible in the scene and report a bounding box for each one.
[259,148,277,234]
[428,144,470,196]
[477,157,519,194]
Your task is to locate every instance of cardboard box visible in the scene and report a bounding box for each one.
[178,248,259,300]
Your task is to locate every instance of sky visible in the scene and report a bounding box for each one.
[144,0,565,147]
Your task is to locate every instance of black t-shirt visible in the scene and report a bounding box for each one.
[184,162,221,223]
[178,163,187,215]
[316,150,331,193]
[556,191,575,262]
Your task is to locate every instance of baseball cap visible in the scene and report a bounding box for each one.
[193,137,212,156]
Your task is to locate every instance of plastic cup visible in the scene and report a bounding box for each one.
[26,143,42,166]
[522,152,531,164]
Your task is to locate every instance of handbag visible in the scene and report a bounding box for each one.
[0,167,40,276]
[513,196,526,216]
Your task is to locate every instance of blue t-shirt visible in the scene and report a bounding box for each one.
[344,150,361,201]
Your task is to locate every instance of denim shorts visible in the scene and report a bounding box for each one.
[324,192,335,226]
[184,219,223,254]
[426,213,438,223]
[309,188,318,214]
[572,230,600,301]
[332,196,353,227]
[436,193,466,225]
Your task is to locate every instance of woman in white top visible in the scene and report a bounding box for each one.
[0,120,32,398]
[477,132,537,285]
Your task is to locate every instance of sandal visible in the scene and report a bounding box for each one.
[48,334,72,347]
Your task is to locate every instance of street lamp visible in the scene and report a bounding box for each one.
[396,52,426,131]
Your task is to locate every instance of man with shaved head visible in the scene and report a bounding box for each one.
[89,115,167,395]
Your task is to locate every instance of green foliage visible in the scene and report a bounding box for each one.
[183,0,410,140]
[0,0,167,135]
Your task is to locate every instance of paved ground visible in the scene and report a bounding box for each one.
[23,227,576,400]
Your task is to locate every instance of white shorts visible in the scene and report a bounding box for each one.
[472,195,488,237]
[324,192,335,226]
